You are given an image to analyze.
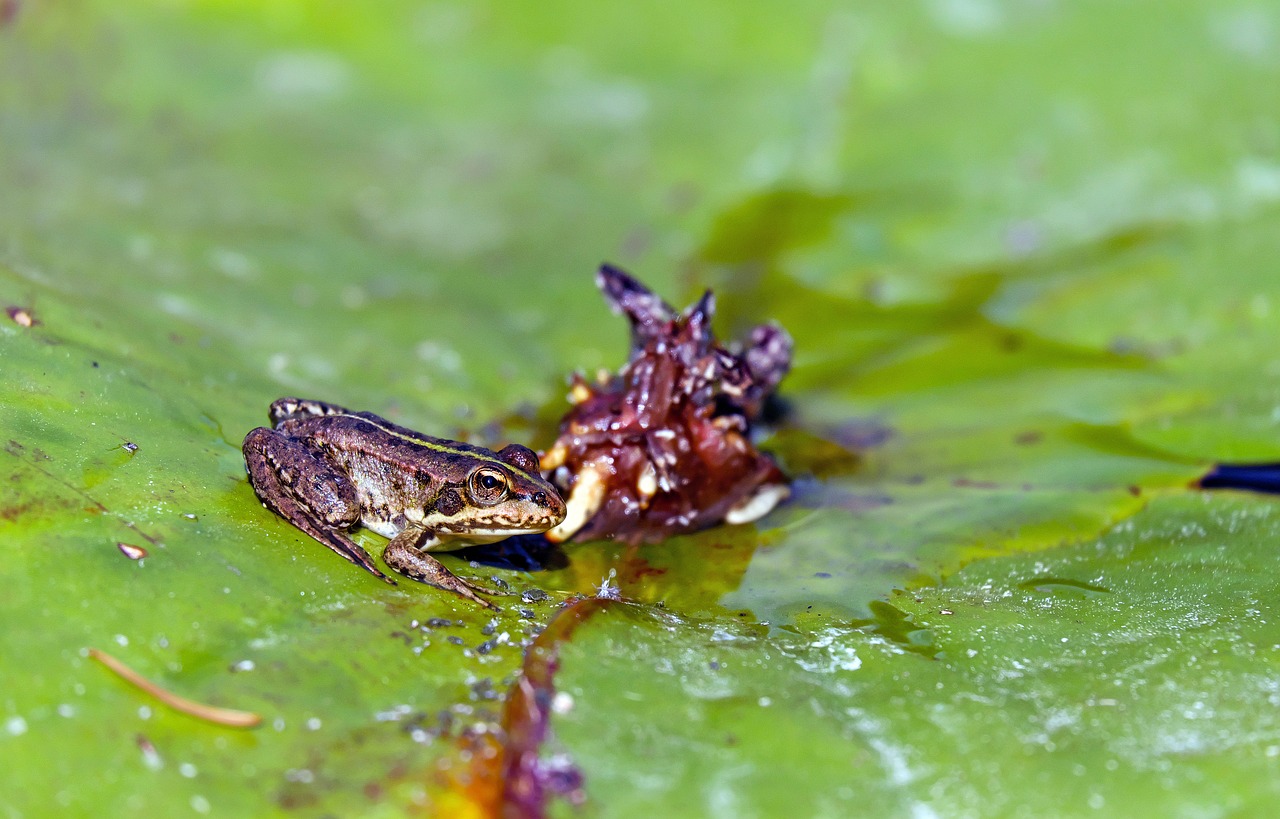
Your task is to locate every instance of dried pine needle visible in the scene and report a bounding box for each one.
[89,648,262,728]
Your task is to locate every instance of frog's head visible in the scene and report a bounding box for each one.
[432,443,567,544]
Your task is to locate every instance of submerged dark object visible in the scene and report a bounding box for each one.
[541,264,792,543]
[1199,463,1280,494]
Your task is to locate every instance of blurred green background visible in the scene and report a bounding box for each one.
[4,1,1280,816]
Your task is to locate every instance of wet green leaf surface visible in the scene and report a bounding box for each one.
[556,493,1280,818]
[4,1,1280,816]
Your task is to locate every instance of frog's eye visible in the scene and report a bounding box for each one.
[468,467,509,506]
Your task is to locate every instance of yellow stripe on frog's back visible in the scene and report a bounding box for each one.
[339,412,521,474]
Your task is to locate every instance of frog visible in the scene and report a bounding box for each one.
[242,397,567,609]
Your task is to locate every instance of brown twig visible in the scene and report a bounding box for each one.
[88,648,262,728]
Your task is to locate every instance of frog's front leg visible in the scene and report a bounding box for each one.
[383,528,503,610]
[243,427,393,583]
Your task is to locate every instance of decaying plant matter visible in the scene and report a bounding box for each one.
[541,264,792,543]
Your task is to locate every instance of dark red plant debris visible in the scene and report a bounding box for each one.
[541,264,792,544]
[0,0,19,28]
[952,478,1001,490]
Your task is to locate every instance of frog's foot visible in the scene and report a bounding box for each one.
[383,529,503,610]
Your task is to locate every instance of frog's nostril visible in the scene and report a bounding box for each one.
[533,491,548,506]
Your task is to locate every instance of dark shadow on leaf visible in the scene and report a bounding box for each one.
[454,534,569,572]
[848,600,938,659]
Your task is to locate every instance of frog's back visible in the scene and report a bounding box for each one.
[267,397,544,488]
[346,412,469,452]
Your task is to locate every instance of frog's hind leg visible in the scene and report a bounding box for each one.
[268,397,355,426]
[383,528,502,610]
[275,497,394,584]
[243,427,393,584]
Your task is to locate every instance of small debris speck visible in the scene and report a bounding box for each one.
[469,678,498,701]
[595,568,621,600]
[6,306,37,327]
[117,542,148,560]
[374,705,412,722]
[137,734,163,770]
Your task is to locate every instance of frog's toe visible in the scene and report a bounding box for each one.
[447,577,502,611]
[417,567,502,610]
[423,569,504,610]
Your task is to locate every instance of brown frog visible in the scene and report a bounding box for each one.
[243,398,566,609]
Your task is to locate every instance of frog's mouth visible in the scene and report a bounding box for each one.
[438,524,558,544]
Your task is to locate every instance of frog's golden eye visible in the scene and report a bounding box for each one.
[468,467,509,506]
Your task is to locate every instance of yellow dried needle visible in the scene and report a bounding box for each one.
[89,648,262,729]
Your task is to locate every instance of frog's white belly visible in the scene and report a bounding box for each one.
[362,515,409,540]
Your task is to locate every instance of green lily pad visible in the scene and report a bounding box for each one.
[4,1,1280,816]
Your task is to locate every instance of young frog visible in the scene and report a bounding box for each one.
[242,398,567,609]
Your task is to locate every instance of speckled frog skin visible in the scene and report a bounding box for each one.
[243,398,566,608]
